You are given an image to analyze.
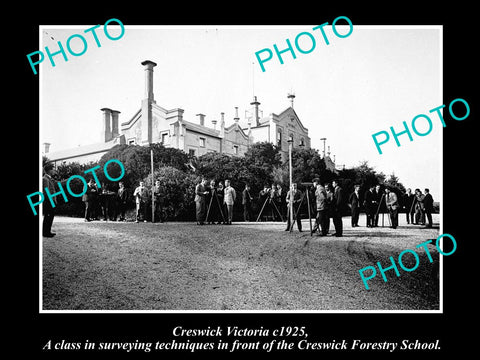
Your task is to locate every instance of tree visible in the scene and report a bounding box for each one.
[143,166,198,221]
[97,143,190,188]
[385,172,406,193]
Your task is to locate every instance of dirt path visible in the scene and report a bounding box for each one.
[42,215,440,311]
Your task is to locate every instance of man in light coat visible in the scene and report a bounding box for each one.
[224,179,236,225]
[133,181,149,223]
[385,187,399,229]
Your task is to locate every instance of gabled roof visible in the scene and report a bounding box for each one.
[275,106,309,132]
[181,120,221,138]
[225,122,250,139]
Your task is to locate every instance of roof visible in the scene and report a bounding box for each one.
[181,120,221,138]
[45,136,124,162]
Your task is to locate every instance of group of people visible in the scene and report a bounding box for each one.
[351,185,434,229]
[194,178,237,225]
[82,180,166,223]
[193,177,436,237]
[42,162,435,239]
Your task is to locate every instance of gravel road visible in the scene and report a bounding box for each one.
[42,215,440,311]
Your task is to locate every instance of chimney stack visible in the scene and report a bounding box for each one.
[111,110,121,137]
[141,60,157,103]
[196,113,205,126]
[250,96,261,126]
[101,108,113,142]
[219,112,225,138]
[211,119,217,130]
[42,142,51,154]
[288,92,296,108]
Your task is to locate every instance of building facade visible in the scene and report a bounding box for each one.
[44,60,314,167]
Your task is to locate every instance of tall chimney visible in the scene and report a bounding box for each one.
[141,60,157,102]
[234,106,240,121]
[42,142,51,154]
[196,113,205,126]
[111,110,121,137]
[250,96,260,126]
[101,108,113,142]
[219,112,225,138]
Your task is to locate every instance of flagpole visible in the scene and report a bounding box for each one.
[288,137,293,232]
[151,148,155,223]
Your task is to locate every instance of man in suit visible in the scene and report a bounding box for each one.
[414,188,425,225]
[133,181,149,223]
[324,183,333,234]
[364,185,376,227]
[42,166,57,237]
[195,178,209,225]
[153,180,165,223]
[385,187,399,229]
[224,179,236,225]
[285,183,303,232]
[115,181,128,221]
[83,179,97,222]
[373,184,382,227]
[242,183,253,222]
[276,184,286,220]
[331,180,344,237]
[403,188,415,224]
[349,184,361,227]
[423,188,434,228]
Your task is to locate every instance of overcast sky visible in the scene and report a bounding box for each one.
[40,25,442,197]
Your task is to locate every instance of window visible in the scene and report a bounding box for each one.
[188,149,196,157]
[161,132,169,145]
[199,137,206,147]
[277,130,282,147]
[300,137,305,147]
[128,138,136,145]
[233,145,239,155]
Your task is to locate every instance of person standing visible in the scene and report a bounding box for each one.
[423,188,434,228]
[331,180,344,237]
[311,178,321,232]
[385,187,399,229]
[242,184,253,222]
[403,188,415,224]
[82,179,97,222]
[42,166,57,237]
[315,183,328,236]
[373,184,382,227]
[216,181,225,224]
[153,180,165,223]
[224,179,236,225]
[194,178,208,225]
[115,181,128,221]
[276,184,286,220]
[348,184,361,227]
[414,188,425,225]
[285,183,303,232]
[363,185,376,227]
[133,181,149,223]
[324,183,333,234]
[258,185,270,221]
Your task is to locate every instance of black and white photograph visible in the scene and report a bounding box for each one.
[16,4,475,357]
[39,24,442,312]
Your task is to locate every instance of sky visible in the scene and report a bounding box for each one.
[40,25,442,197]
